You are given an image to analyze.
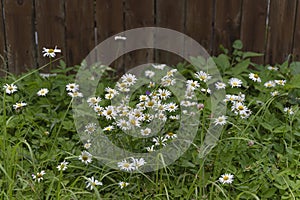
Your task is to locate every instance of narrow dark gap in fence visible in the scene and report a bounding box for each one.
[238,0,244,43]
[32,0,38,69]
[94,0,97,46]
[1,0,8,75]
[152,0,157,63]
[63,0,68,67]
[291,0,299,61]
[263,0,271,65]
[211,0,216,55]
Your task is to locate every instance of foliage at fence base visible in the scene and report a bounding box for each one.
[1,41,300,199]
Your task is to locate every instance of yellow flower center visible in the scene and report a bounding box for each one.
[82,155,88,161]
[238,105,244,110]
[223,176,229,181]
[254,74,259,78]
[48,49,54,53]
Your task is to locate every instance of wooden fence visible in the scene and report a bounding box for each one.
[0,0,300,76]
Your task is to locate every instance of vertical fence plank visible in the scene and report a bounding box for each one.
[65,0,95,67]
[4,0,36,74]
[124,0,154,71]
[292,1,300,61]
[0,0,6,76]
[185,0,214,55]
[35,0,65,70]
[240,0,268,64]
[95,0,124,75]
[156,0,185,66]
[266,0,297,64]
[213,0,243,55]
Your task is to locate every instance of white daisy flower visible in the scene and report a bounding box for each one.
[85,123,97,134]
[121,73,137,86]
[87,97,101,107]
[146,145,155,152]
[284,107,294,115]
[3,83,17,94]
[194,71,212,82]
[68,91,83,98]
[141,128,152,136]
[158,89,171,100]
[267,66,278,71]
[117,159,135,172]
[214,115,228,125]
[79,151,92,164]
[167,102,178,112]
[131,157,146,169]
[42,46,61,58]
[153,136,167,146]
[37,88,49,96]
[86,176,103,190]
[219,173,234,184]
[229,78,242,88]
[271,91,279,97]
[165,132,177,139]
[186,80,200,91]
[275,80,286,86]
[249,73,261,82]
[145,70,155,78]
[264,81,276,88]
[103,125,114,131]
[66,83,79,92]
[57,160,69,171]
[152,64,166,70]
[215,82,226,90]
[118,181,130,189]
[32,170,46,182]
[13,102,27,110]
[84,140,92,149]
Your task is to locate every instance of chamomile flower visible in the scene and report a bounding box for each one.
[3,83,17,94]
[284,107,294,115]
[119,181,130,189]
[57,160,69,171]
[66,83,79,92]
[219,173,234,184]
[275,79,286,86]
[139,95,149,102]
[145,70,155,78]
[186,80,200,91]
[42,46,61,58]
[153,136,167,146]
[215,82,226,90]
[87,97,101,107]
[84,140,92,149]
[37,88,49,96]
[103,106,117,120]
[271,91,280,96]
[229,78,242,88]
[85,123,97,134]
[141,128,151,136]
[264,80,276,88]
[249,73,261,82]
[195,71,212,82]
[167,102,178,112]
[103,125,114,131]
[158,89,171,100]
[86,176,103,190]
[13,102,27,110]
[152,64,166,70]
[131,158,146,169]
[32,170,46,182]
[116,119,131,130]
[121,73,137,86]
[79,151,93,164]
[146,145,155,152]
[165,132,177,139]
[267,66,278,71]
[68,91,83,98]
[117,159,135,172]
[214,115,228,125]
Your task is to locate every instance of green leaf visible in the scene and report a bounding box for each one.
[233,40,243,50]
[242,52,264,59]
[213,54,231,72]
[232,59,251,76]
